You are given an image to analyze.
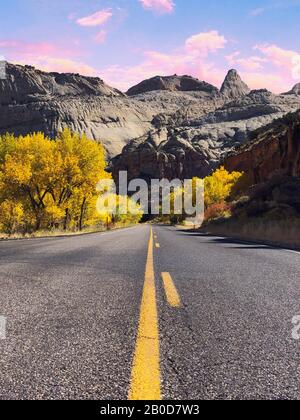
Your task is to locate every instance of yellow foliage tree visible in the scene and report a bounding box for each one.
[96,193,143,228]
[0,133,60,229]
[204,166,243,208]
[0,129,141,234]
[54,129,110,230]
[0,200,24,234]
[159,169,243,225]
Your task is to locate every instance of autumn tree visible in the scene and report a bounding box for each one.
[96,193,143,228]
[204,166,244,208]
[54,129,110,230]
[158,168,244,225]
[0,132,59,230]
[0,200,24,234]
[0,129,142,234]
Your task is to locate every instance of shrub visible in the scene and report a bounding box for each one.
[205,201,232,221]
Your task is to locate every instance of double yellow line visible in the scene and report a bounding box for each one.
[128,227,182,400]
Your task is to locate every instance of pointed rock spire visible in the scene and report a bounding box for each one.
[220,69,250,100]
[284,83,300,95]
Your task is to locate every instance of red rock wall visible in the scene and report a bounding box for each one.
[224,123,300,185]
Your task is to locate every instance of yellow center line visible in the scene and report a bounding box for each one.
[128,227,161,401]
[161,272,182,308]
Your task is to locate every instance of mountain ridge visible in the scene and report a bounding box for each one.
[126,74,220,96]
[1,62,300,175]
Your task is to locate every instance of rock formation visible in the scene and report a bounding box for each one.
[283,83,300,96]
[126,74,220,96]
[220,69,250,100]
[0,63,164,157]
[0,63,123,105]
[1,62,300,176]
[113,89,300,182]
[224,111,300,184]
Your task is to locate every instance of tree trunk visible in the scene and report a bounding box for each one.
[35,212,41,231]
[64,208,69,231]
[79,198,87,231]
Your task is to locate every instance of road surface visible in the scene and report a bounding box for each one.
[0,225,299,400]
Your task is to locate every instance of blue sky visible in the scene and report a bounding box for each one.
[0,0,300,92]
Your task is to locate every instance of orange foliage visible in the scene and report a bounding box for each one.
[204,201,232,221]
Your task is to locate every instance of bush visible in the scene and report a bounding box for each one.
[205,202,232,221]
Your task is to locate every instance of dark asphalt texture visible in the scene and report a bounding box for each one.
[0,224,299,400]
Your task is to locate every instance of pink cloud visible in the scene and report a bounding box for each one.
[76,9,112,27]
[223,44,300,93]
[2,35,299,95]
[240,71,290,93]
[99,31,228,91]
[226,52,267,71]
[254,43,300,80]
[293,56,300,79]
[0,39,97,76]
[94,30,107,44]
[98,34,300,94]
[0,40,58,56]
[0,40,79,63]
[22,57,98,76]
[139,0,175,14]
[185,31,227,56]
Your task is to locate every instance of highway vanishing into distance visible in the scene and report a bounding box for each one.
[0,224,299,400]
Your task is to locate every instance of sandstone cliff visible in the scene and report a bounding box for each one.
[202,112,300,248]
[113,90,300,182]
[1,62,300,173]
[224,111,300,184]
[0,63,166,157]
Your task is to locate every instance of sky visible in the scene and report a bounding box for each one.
[0,0,300,93]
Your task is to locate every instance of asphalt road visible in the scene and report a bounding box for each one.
[0,224,299,400]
